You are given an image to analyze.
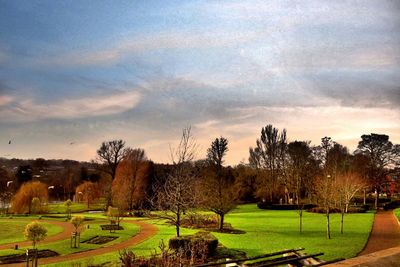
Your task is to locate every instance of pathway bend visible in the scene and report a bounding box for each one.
[1,220,158,267]
[0,220,74,250]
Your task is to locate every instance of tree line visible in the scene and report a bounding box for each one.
[1,124,399,238]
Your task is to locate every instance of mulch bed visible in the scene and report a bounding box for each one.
[0,249,59,264]
[81,235,118,245]
[100,224,124,231]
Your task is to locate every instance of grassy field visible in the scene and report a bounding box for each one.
[0,220,139,257]
[46,201,105,214]
[0,204,375,266]
[45,205,374,266]
[0,218,63,245]
[213,204,374,260]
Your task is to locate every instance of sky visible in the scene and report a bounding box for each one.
[0,0,399,165]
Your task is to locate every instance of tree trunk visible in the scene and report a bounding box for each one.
[341,209,344,234]
[374,189,378,210]
[219,214,224,230]
[326,208,331,239]
[299,208,303,233]
[363,189,366,205]
[176,211,180,237]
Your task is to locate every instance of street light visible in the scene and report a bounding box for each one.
[6,181,13,187]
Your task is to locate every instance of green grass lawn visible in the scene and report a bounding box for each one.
[46,201,105,214]
[394,208,400,219]
[0,220,140,263]
[0,218,63,245]
[44,204,374,266]
[212,204,374,261]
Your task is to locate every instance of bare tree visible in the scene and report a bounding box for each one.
[152,127,198,237]
[314,174,335,239]
[336,172,366,234]
[201,137,235,230]
[97,139,127,207]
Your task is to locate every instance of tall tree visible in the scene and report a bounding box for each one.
[287,140,315,233]
[249,124,287,202]
[356,133,399,209]
[97,139,127,207]
[12,181,48,214]
[112,148,152,211]
[152,127,198,237]
[202,137,235,230]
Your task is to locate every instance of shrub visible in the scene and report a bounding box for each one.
[308,207,341,213]
[181,213,218,228]
[383,200,400,210]
[257,202,317,210]
[169,231,218,257]
[133,210,145,217]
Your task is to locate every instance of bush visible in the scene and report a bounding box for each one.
[181,213,218,228]
[308,206,367,213]
[257,202,316,210]
[308,207,341,213]
[133,210,145,217]
[383,200,400,210]
[169,231,218,257]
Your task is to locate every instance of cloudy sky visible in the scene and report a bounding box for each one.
[0,0,399,165]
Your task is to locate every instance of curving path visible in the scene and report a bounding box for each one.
[1,220,158,267]
[327,210,400,266]
[0,220,74,250]
[358,210,400,256]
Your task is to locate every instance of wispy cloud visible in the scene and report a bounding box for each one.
[0,90,141,122]
[40,30,262,66]
[0,95,13,106]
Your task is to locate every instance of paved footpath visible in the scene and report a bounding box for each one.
[2,220,158,267]
[359,210,400,256]
[328,210,400,266]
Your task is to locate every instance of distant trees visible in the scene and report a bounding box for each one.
[249,124,287,202]
[75,181,101,209]
[12,181,48,214]
[201,137,235,230]
[24,221,47,249]
[15,165,33,186]
[152,127,198,237]
[97,139,127,207]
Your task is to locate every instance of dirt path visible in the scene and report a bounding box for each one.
[0,220,74,250]
[358,210,400,256]
[2,220,158,267]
